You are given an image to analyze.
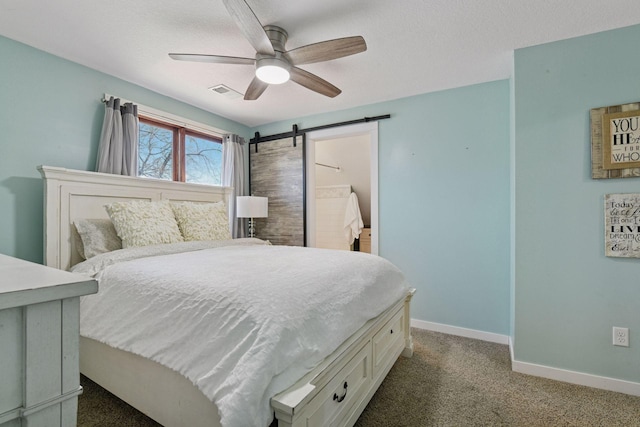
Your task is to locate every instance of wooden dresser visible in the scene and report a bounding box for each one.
[0,254,97,427]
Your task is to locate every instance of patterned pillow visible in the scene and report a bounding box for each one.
[171,201,231,241]
[74,219,122,259]
[105,200,184,248]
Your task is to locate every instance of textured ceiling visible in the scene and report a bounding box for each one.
[2,0,640,127]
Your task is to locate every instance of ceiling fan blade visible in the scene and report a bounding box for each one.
[289,67,341,98]
[169,53,255,65]
[222,0,275,56]
[286,36,367,65]
[244,76,269,100]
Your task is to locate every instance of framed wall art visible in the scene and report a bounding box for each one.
[602,109,640,170]
[591,102,640,179]
[604,193,640,258]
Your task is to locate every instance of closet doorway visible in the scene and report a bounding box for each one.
[305,122,378,255]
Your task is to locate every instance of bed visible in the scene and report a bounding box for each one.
[39,165,415,427]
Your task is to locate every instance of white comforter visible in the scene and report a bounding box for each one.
[73,239,409,427]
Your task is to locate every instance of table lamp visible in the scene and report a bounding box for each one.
[236,196,268,238]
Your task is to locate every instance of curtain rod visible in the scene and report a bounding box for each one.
[250,114,390,146]
[100,94,229,138]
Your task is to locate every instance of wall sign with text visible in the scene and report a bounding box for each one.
[605,193,640,258]
[602,110,640,170]
[590,102,640,179]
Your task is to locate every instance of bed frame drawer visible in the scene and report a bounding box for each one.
[303,341,372,427]
[271,289,415,427]
[372,307,405,380]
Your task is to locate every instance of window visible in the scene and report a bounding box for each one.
[138,117,223,185]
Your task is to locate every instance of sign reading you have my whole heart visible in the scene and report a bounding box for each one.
[602,110,640,170]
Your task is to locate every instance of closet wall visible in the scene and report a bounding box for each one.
[314,134,371,226]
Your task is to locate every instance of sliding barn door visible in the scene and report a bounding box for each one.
[249,136,304,246]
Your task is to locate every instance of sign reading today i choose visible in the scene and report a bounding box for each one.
[605,193,640,258]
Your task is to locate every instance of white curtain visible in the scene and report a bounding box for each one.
[222,134,247,238]
[96,96,139,176]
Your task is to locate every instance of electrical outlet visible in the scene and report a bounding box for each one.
[613,327,629,347]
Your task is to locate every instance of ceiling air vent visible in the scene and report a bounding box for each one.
[208,84,243,99]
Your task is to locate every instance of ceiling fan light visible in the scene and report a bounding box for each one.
[256,58,290,84]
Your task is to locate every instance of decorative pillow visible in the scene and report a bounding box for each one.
[74,219,122,259]
[171,201,231,241]
[72,225,86,260]
[105,200,184,248]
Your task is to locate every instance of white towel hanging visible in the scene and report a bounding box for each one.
[343,192,364,245]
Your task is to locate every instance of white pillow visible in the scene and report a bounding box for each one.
[105,200,184,248]
[171,201,231,241]
[74,219,122,259]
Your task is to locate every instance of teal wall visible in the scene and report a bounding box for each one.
[513,25,640,381]
[255,81,512,334]
[0,36,250,263]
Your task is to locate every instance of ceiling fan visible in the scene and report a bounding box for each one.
[169,0,367,100]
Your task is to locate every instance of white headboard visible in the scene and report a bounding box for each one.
[38,166,232,271]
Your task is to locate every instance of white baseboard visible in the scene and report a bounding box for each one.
[508,336,515,362]
[511,359,640,397]
[412,320,640,397]
[410,319,509,345]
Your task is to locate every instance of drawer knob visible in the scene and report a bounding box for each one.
[333,381,348,403]
[390,329,394,334]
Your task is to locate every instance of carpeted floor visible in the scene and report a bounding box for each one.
[78,328,640,426]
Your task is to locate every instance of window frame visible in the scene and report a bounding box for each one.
[138,115,224,184]
[182,126,224,185]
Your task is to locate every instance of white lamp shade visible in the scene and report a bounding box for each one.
[236,196,268,218]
